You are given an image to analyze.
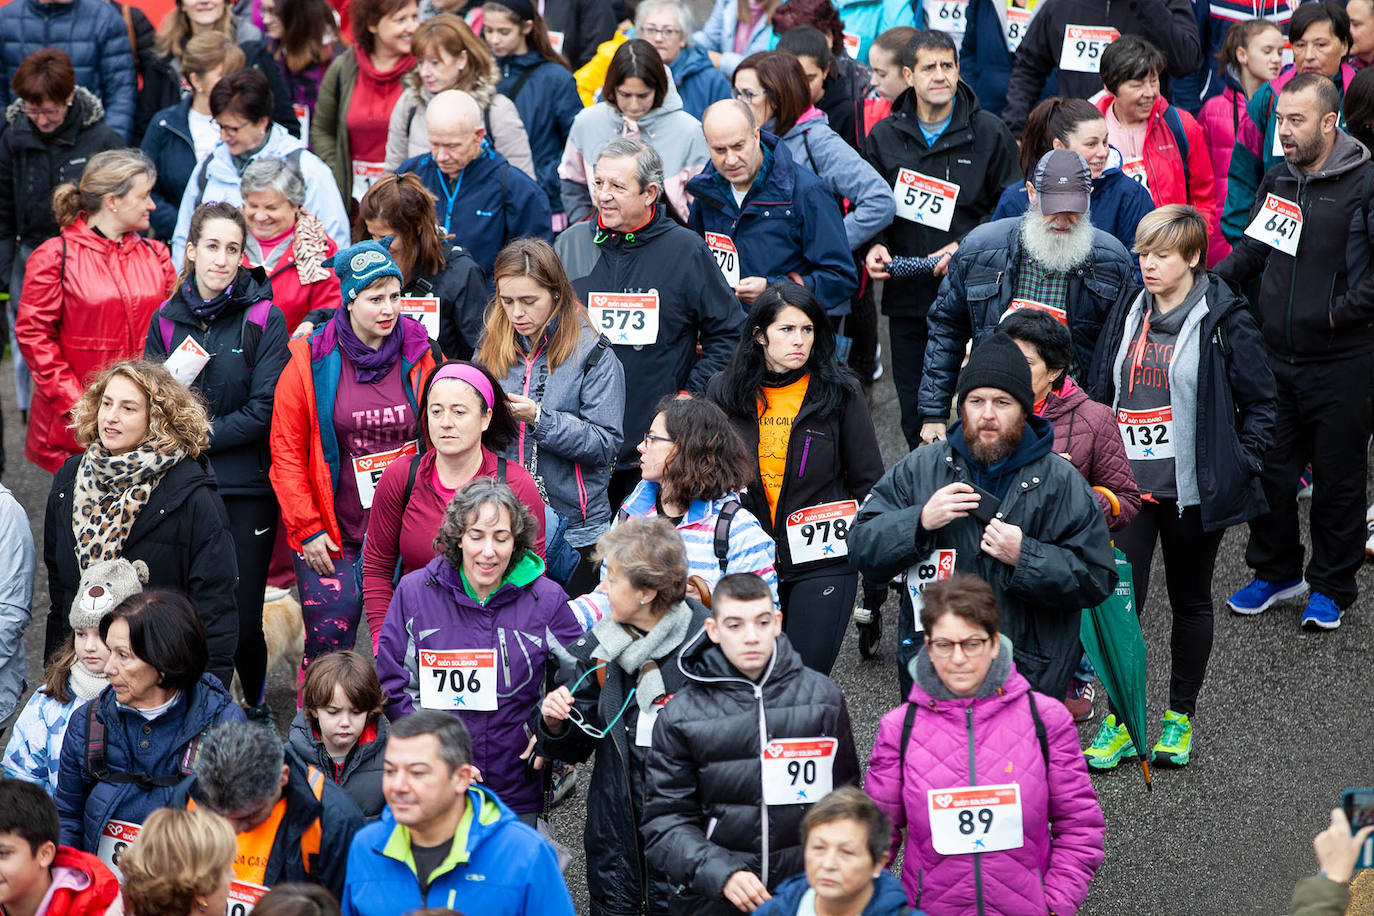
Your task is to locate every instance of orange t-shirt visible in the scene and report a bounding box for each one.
[757,374,810,523]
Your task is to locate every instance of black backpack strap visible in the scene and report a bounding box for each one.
[193,152,216,209]
[84,702,107,781]
[713,499,740,573]
[401,453,421,508]
[496,456,507,483]
[506,67,536,103]
[1026,693,1051,772]
[484,103,494,143]
[898,700,917,774]
[582,336,609,375]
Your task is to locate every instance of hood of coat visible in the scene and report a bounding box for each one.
[163,265,273,323]
[670,44,714,83]
[570,73,690,152]
[1039,375,1088,420]
[1288,128,1371,182]
[206,121,306,186]
[592,200,676,249]
[129,454,223,525]
[909,633,1016,701]
[775,106,831,142]
[288,707,389,774]
[675,621,805,688]
[947,412,1056,475]
[888,80,981,142]
[688,129,791,210]
[426,549,548,607]
[374,783,517,857]
[498,50,547,76]
[4,85,106,136]
[404,58,499,109]
[97,672,237,748]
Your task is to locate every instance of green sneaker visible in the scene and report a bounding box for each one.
[1151,710,1193,767]
[1084,715,1138,770]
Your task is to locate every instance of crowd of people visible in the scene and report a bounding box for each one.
[0,0,1369,912]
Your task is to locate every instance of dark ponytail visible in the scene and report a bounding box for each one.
[1017,97,1103,179]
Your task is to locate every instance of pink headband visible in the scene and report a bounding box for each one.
[431,363,495,409]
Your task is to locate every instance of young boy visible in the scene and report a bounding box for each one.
[0,780,120,916]
[289,650,388,819]
[642,574,860,916]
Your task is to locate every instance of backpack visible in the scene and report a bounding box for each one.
[617,498,740,574]
[157,300,274,370]
[392,454,511,586]
[83,702,218,789]
[1162,106,1191,190]
[897,691,1050,775]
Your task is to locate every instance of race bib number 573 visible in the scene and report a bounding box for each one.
[587,291,660,346]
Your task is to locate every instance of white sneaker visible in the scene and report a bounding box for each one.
[853,606,874,625]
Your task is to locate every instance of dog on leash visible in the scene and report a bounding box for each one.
[230,587,305,704]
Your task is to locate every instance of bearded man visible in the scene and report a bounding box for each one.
[849,333,1117,699]
[917,149,1135,444]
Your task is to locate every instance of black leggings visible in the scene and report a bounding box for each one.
[223,494,276,705]
[1114,500,1223,717]
[780,569,858,675]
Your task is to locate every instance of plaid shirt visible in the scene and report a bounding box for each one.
[1012,248,1070,309]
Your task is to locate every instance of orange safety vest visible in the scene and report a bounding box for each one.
[189,766,326,883]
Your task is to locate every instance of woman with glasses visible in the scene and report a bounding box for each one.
[635,0,732,120]
[376,478,583,825]
[536,517,708,916]
[864,574,1106,916]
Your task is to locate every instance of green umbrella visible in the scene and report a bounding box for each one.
[1080,547,1152,791]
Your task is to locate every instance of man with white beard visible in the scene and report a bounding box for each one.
[916,150,1135,444]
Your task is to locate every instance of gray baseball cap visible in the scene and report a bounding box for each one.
[1033,149,1092,214]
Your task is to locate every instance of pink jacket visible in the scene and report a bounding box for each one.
[1198,83,1247,265]
[864,643,1105,916]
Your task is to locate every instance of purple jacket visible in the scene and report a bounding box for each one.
[1038,377,1141,531]
[376,552,582,814]
[864,641,1105,916]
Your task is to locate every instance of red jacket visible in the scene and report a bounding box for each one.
[40,847,122,916]
[249,232,340,332]
[1095,95,1217,238]
[15,219,175,472]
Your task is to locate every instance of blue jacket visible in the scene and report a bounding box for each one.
[399,145,553,284]
[140,99,200,243]
[341,787,575,916]
[688,133,858,315]
[0,0,136,139]
[495,52,583,216]
[54,676,246,853]
[693,0,774,77]
[960,0,1057,117]
[833,0,919,64]
[756,871,922,915]
[672,44,734,120]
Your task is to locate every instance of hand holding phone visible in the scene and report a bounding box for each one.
[1336,788,1374,879]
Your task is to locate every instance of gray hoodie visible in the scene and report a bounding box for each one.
[777,108,896,250]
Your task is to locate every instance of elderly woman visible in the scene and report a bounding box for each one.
[865,574,1105,916]
[54,591,246,853]
[43,360,239,685]
[119,807,237,916]
[377,478,583,823]
[755,787,919,916]
[636,0,732,120]
[536,517,708,916]
[240,155,341,332]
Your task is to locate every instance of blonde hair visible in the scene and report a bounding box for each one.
[156,0,238,58]
[1132,204,1209,276]
[52,149,157,229]
[181,31,247,79]
[412,13,496,93]
[595,517,688,616]
[70,361,211,457]
[120,808,236,916]
[476,238,592,378]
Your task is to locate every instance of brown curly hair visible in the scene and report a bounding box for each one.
[656,395,752,508]
[120,808,236,916]
[433,478,538,577]
[70,360,211,458]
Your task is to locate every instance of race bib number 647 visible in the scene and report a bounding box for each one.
[1243,193,1303,256]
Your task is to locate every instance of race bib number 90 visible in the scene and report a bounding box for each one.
[893,169,960,232]
[420,649,498,711]
[761,737,838,805]
[1059,25,1119,72]
[927,784,1025,855]
[785,499,858,564]
[587,291,660,346]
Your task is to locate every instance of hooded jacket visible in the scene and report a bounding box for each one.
[559,77,710,223]
[776,107,895,250]
[287,710,389,820]
[376,552,584,814]
[34,847,123,916]
[384,67,535,178]
[671,44,734,120]
[144,266,290,496]
[3,684,84,795]
[246,212,341,332]
[755,870,919,916]
[1215,131,1374,362]
[399,145,554,282]
[0,0,136,139]
[1036,377,1140,531]
[46,454,241,688]
[688,133,859,316]
[532,598,711,915]
[496,51,584,215]
[847,417,1116,697]
[864,642,1105,916]
[960,0,1057,118]
[0,88,123,280]
[54,675,247,853]
[170,753,364,898]
[15,219,176,473]
[1197,79,1246,265]
[0,482,34,724]
[171,122,349,264]
[693,0,775,78]
[830,0,919,65]
[1092,95,1216,235]
[571,204,744,463]
[311,47,411,206]
[863,83,1020,318]
[916,215,1134,423]
[340,787,576,916]
[140,98,202,243]
[1001,0,1202,134]
[641,631,861,916]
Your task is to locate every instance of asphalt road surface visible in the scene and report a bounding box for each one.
[4,329,1372,915]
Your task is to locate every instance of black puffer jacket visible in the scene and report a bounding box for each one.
[642,631,860,916]
[532,599,711,916]
[144,266,290,496]
[286,709,388,820]
[0,87,124,287]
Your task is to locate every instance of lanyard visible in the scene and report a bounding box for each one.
[1127,309,1153,400]
[516,338,548,459]
[439,167,465,235]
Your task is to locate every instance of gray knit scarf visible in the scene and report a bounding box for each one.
[589,600,693,713]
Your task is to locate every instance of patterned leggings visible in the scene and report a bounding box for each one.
[293,541,364,680]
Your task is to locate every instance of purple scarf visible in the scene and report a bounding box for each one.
[315,309,431,382]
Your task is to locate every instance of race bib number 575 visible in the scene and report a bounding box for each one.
[893,169,960,232]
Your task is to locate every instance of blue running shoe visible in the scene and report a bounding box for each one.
[1227,577,1307,615]
[1301,593,1343,630]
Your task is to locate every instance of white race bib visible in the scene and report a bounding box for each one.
[905,548,957,632]
[761,737,837,805]
[842,31,861,58]
[163,334,212,387]
[1272,124,1285,158]
[1243,193,1302,256]
[929,0,968,38]
[635,694,671,748]
[893,169,960,231]
[351,440,418,510]
[399,295,441,340]
[1005,6,1034,51]
[927,784,1025,855]
[1121,157,1148,190]
[351,160,385,202]
[292,103,311,145]
[785,499,858,564]
[227,881,270,916]
[704,231,741,288]
[1059,25,1119,72]
[97,820,140,881]
[587,291,660,346]
[419,648,498,711]
[1003,298,1068,326]
[1117,406,1175,461]
[548,29,566,55]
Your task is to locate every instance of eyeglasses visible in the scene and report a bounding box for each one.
[733,87,768,103]
[639,25,682,38]
[22,102,68,119]
[642,431,672,445]
[215,119,253,135]
[564,663,637,739]
[927,636,991,658]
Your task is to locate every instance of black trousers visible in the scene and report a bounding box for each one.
[223,493,276,705]
[834,265,879,383]
[1115,501,1223,717]
[1246,352,1372,607]
[780,568,858,675]
[888,315,929,451]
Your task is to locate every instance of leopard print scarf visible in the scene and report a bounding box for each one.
[72,444,183,572]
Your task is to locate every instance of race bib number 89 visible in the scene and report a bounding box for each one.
[927,784,1025,855]
[906,548,957,632]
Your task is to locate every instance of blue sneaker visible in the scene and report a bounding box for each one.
[1227,577,1307,615]
[1301,592,1343,630]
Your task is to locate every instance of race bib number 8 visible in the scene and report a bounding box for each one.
[97,820,140,881]
[1059,25,1119,72]
[785,499,858,564]
[419,649,498,711]
[927,784,1025,855]
[1117,406,1175,461]
[1243,193,1302,256]
[893,169,960,232]
[588,291,660,346]
[905,548,956,632]
[761,737,838,805]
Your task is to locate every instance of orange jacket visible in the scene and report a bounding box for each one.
[269,320,438,553]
